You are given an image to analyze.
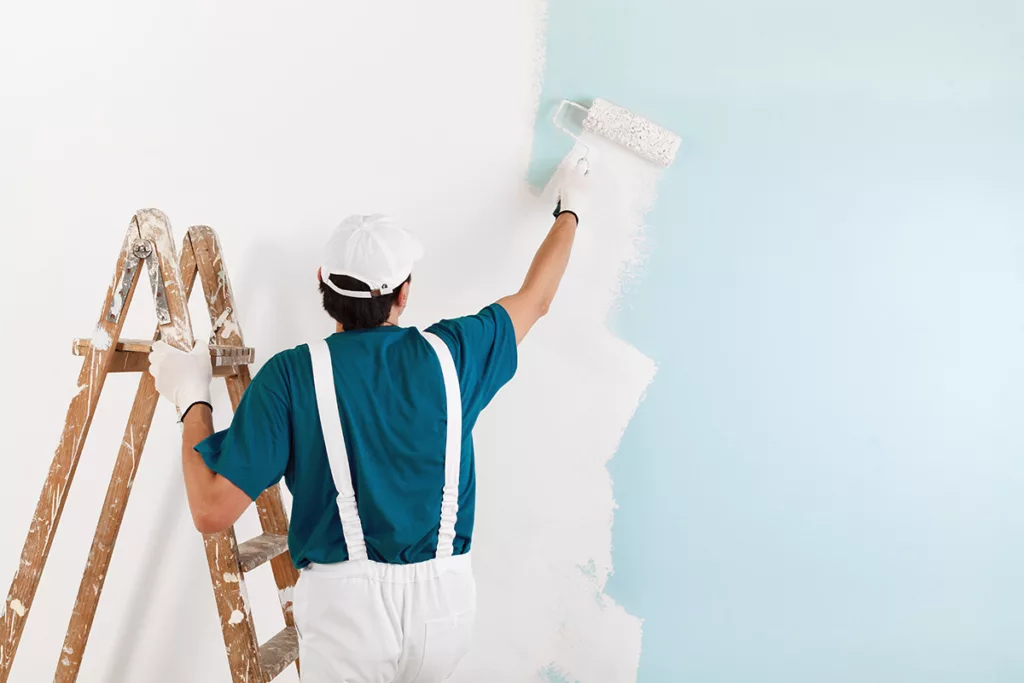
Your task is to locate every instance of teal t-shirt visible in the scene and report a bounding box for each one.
[195,304,517,567]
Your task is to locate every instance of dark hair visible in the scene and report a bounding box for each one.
[319,274,410,330]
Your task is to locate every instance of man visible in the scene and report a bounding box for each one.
[148,163,589,682]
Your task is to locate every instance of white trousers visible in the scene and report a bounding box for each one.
[294,553,476,683]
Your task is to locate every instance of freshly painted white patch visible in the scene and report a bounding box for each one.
[9,599,26,617]
[91,326,112,351]
[451,140,663,683]
[227,610,244,626]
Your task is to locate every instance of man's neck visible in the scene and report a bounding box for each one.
[335,317,401,333]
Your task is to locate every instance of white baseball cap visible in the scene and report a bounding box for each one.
[321,214,424,298]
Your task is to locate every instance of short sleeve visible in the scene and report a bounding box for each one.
[427,303,518,418]
[195,353,292,501]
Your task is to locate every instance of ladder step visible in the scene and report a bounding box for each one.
[72,338,254,377]
[259,626,299,680]
[237,533,289,573]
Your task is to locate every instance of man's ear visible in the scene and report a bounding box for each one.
[396,279,411,308]
[317,267,324,283]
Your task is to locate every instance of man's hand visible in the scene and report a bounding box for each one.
[554,159,590,225]
[149,340,213,417]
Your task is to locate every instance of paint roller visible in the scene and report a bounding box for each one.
[551,98,680,214]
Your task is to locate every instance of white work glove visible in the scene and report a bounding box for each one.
[149,340,213,418]
[554,159,590,225]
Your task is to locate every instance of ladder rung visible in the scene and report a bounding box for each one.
[237,533,289,573]
[259,626,299,680]
[72,338,254,377]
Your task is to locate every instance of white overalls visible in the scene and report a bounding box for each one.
[294,332,475,683]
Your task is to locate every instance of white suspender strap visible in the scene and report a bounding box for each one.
[421,331,462,559]
[308,339,368,561]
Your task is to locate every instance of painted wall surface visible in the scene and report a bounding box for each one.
[533,1,1024,682]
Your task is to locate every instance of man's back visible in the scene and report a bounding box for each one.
[196,304,517,568]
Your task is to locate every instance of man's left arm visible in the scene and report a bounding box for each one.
[180,404,252,534]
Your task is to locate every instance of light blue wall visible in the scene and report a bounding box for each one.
[531,1,1024,681]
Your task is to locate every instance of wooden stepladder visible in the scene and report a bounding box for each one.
[0,210,299,682]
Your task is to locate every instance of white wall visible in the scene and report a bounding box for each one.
[0,1,648,681]
[2,1,662,680]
